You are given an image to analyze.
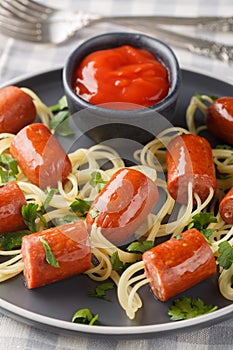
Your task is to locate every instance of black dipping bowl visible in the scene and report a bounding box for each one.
[63,32,182,144]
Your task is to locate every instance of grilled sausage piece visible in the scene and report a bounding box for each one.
[10,123,72,189]
[86,168,159,245]
[0,182,27,233]
[206,97,233,145]
[0,86,36,134]
[143,228,216,302]
[219,187,233,224]
[21,220,91,289]
[166,134,216,204]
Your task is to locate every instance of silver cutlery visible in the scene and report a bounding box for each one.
[1,0,233,32]
[0,0,232,64]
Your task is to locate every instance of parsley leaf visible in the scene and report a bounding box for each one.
[0,155,18,175]
[22,203,39,232]
[39,237,60,268]
[229,154,233,164]
[49,96,73,136]
[0,155,19,183]
[110,251,131,271]
[188,212,217,230]
[49,95,68,112]
[201,229,215,241]
[37,212,49,230]
[168,296,218,321]
[111,251,125,271]
[88,282,114,301]
[89,208,99,219]
[127,241,154,254]
[49,111,71,132]
[0,230,31,250]
[217,241,233,270]
[70,198,93,216]
[0,167,16,183]
[22,203,50,232]
[195,93,218,103]
[55,116,74,136]
[90,171,108,191]
[187,212,217,241]
[41,188,57,213]
[174,233,182,240]
[72,308,98,325]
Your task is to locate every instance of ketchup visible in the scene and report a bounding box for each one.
[73,45,170,109]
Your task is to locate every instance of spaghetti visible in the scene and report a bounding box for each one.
[0,89,232,320]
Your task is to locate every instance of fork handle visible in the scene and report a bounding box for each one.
[77,13,233,63]
[153,28,233,64]
[97,15,233,32]
[115,24,233,64]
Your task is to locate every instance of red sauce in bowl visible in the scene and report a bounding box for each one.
[73,45,170,109]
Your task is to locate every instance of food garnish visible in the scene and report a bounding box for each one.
[39,237,60,268]
[72,308,98,325]
[168,296,218,321]
[88,282,114,301]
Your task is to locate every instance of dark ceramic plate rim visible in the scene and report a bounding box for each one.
[0,67,232,336]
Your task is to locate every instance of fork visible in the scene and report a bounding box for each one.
[1,0,233,31]
[0,0,232,64]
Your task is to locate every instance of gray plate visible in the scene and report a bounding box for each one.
[0,68,232,337]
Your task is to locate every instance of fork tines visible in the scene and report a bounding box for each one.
[0,0,54,22]
[0,12,42,42]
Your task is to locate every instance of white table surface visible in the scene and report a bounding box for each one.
[0,1,232,349]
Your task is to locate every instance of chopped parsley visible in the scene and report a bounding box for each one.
[217,241,233,270]
[230,154,233,163]
[70,198,92,216]
[168,296,218,321]
[0,230,31,250]
[111,251,125,271]
[49,95,73,136]
[41,188,57,213]
[187,212,217,241]
[110,251,131,271]
[126,240,154,254]
[88,282,114,301]
[174,233,182,240]
[90,171,108,191]
[21,203,39,232]
[89,208,99,219]
[0,155,19,183]
[195,92,218,103]
[49,95,68,112]
[39,237,60,268]
[72,308,98,325]
[22,203,50,232]
[21,190,58,232]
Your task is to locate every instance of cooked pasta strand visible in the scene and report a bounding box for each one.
[0,91,232,318]
[218,265,233,301]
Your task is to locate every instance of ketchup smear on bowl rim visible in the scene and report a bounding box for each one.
[73,45,170,110]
